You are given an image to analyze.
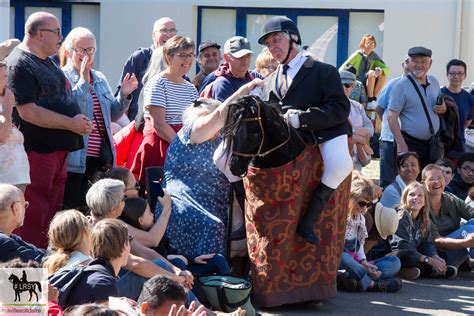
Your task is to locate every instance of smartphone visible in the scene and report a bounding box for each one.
[152,179,165,198]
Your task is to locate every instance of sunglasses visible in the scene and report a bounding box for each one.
[192,99,204,108]
[128,234,134,243]
[343,83,353,88]
[357,200,374,208]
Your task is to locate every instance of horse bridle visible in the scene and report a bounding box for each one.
[232,100,290,158]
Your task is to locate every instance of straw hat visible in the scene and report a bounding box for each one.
[374,202,399,240]
[0,39,21,61]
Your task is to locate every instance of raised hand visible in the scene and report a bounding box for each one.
[120,73,138,97]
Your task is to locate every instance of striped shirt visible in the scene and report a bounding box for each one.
[87,88,105,157]
[143,76,198,125]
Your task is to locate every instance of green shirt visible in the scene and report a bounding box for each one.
[429,192,474,239]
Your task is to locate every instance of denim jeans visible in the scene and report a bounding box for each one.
[379,140,396,189]
[440,219,474,266]
[171,254,231,277]
[117,258,198,303]
[340,253,401,291]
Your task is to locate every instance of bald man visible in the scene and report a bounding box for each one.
[0,183,46,262]
[6,12,92,248]
[118,17,177,121]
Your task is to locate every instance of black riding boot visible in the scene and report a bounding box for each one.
[297,183,335,245]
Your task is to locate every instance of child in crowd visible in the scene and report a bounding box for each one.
[121,197,231,278]
[339,178,402,292]
[371,182,458,280]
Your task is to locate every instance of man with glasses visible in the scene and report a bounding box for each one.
[6,12,91,248]
[0,183,46,262]
[119,17,177,121]
[447,152,474,200]
[441,59,474,159]
[388,46,447,169]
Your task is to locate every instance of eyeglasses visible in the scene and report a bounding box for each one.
[447,72,465,78]
[72,47,96,55]
[128,234,134,243]
[461,166,474,175]
[122,194,128,201]
[40,28,61,36]
[159,28,177,35]
[174,53,195,61]
[12,201,29,209]
[343,83,353,88]
[357,200,373,208]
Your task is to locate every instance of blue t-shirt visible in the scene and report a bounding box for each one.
[0,233,46,263]
[377,76,403,142]
[440,87,474,157]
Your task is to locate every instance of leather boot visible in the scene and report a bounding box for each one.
[297,183,335,244]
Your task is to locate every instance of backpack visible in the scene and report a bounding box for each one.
[48,264,110,309]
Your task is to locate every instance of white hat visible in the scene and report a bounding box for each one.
[0,39,20,61]
[374,202,399,240]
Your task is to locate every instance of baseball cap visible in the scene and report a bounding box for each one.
[198,40,221,53]
[224,36,253,58]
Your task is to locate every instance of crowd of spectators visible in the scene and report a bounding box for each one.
[1,10,474,315]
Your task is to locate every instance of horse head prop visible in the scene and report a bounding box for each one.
[222,95,304,177]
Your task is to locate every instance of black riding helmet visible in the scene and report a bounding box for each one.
[258,16,301,64]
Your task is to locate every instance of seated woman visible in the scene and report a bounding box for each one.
[43,209,92,275]
[422,164,474,268]
[122,197,230,277]
[156,80,262,260]
[380,152,420,208]
[371,182,458,280]
[340,34,390,109]
[339,177,401,292]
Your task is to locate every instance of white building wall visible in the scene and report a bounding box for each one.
[77,0,474,87]
[0,0,10,41]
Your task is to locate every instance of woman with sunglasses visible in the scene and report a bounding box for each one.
[339,69,374,170]
[339,177,402,292]
[380,151,420,208]
[61,27,138,211]
[371,182,458,280]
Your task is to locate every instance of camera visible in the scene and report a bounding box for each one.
[436,94,443,105]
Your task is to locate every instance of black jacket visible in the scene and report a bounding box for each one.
[263,55,351,144]
[447,172,471,200]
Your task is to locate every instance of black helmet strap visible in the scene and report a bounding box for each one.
[281,32,295,65]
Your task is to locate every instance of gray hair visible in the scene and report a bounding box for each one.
[0,184,21,212]
[86,179,125,219]
[153,17,174,32]
[182,98,221,126]
[63,27,96,51]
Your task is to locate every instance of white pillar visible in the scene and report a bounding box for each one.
[0,0,10,41]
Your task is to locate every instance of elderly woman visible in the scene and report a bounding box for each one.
[380,152,420,208]
[340,34,390,109]
[61,27,138,210]
[340,69,374,170]
[371,182,458,280]
[131,36,198,188]
[156,80,263,260]
[86,178,195,301]
[422,164,474,269]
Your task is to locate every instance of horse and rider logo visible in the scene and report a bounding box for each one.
[7,270,42,302]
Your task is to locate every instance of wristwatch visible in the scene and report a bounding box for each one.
[424,256,430,264]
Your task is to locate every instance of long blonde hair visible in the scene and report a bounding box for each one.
[43,210,90,275]
[399,182,430,237]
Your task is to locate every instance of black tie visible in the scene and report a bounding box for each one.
[279,64,290,98]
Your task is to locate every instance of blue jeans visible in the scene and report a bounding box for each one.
[340,253,401,291]
[172,254,231,277]
[117,258,198,303]
[379,140,396,189]
[442,219,474,266]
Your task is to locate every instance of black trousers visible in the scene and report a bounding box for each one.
[389,249,434,276]
[63,156,103,212]
[395,132,431,170]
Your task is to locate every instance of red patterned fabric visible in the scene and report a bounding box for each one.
[243,146,350,308]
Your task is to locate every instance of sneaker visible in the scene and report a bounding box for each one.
[431,265,458,279]
[366,100,378,110]
[372,277,402,292]
[337,271,358,292]
[398,267,421,280]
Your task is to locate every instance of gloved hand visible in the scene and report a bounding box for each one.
[283,109,302,129]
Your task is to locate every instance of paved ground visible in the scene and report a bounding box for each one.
[258,271,474,315]
[256,160,474,315]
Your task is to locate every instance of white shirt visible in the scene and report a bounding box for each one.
[276,52,307,91]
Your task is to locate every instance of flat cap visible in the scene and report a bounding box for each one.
[339,70,356,84]
[198,40,221,53]
[407,46,432,57]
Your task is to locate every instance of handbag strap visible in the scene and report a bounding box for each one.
[407,75,435,136]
